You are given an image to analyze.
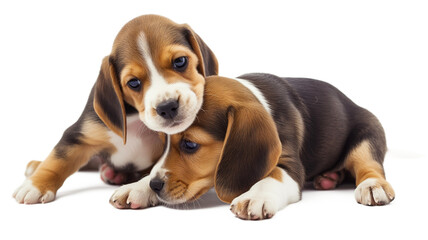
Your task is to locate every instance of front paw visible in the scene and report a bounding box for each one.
[109,178,158,209]
[230,192,278,220]
[13,179,55,204]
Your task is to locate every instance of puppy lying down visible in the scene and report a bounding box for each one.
[110,73,395,220]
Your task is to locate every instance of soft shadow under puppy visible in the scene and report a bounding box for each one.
[164,189,226,210]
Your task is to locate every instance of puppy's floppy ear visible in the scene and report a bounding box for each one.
[182,25,219,77]
[214,105,282,203]
[93,56,127,144]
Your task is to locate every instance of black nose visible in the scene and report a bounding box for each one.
[156,100,179,119]
[149,178,165,194]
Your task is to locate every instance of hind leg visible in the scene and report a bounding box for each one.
[344,140,395,206]
[24,160,147,186]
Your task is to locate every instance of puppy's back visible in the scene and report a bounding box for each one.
[238,73,385,180]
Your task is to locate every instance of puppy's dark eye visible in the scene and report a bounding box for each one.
[180,139,200,154]
[127,78,141,91]
[172,56,188,72]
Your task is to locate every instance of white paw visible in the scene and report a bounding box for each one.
[230,191,279,220]
[355,178,395,206]
[109,177,158,209]
[230,170,301,220]
[13,179,55,204]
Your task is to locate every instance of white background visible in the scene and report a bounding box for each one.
[1,0,427,239]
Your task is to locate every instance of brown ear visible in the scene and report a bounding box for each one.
[182,25,219,77]
[214,105,282,203]
[93,56,127,144]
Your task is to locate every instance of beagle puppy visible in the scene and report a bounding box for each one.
[110,73,395,220]
[13,14,218,204]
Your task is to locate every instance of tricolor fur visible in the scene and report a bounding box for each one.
[13,15,218,204]
[111,73,395,220]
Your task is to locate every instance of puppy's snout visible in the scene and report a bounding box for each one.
[149,178,165,194]
[156,99,179,119]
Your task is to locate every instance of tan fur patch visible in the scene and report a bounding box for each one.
[119,62,149,110]
[344,140,385,185]
[158,45,202,83]
[269,167,283,182]
[295,112,305,150]
[161,127,223,202]
[30,120,115,195]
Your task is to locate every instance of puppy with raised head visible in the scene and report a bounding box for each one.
[110,73,395,220]
[13,14,218,204]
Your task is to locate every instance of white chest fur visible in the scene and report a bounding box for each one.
[108,115,162,171]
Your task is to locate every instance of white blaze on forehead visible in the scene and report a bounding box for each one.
[137,32,166,86]
[136,31,201,134]
[137,32,169,126]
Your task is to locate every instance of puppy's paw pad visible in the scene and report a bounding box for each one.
[355,178,395,206]
[100,164,125,185]
[100,163,145,185]
[313,171,344,190]
[13,180,55,204]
